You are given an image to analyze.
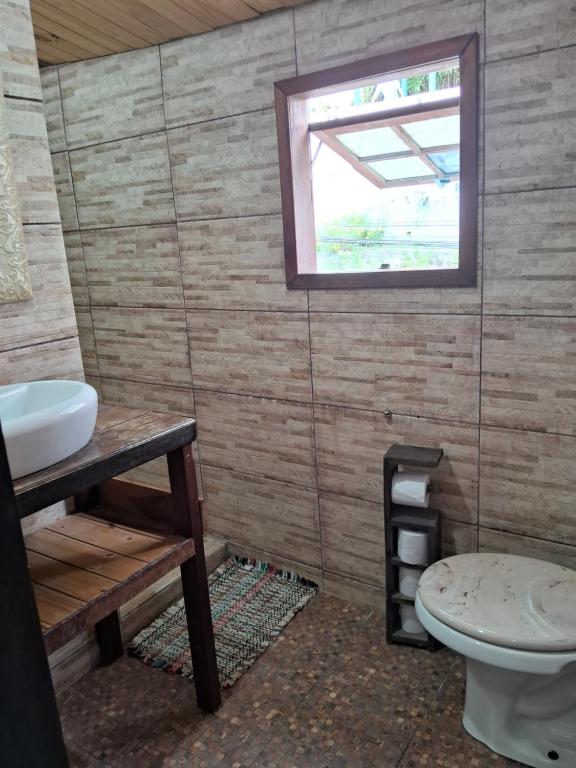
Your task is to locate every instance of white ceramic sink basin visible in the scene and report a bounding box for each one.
[0,380,98,480]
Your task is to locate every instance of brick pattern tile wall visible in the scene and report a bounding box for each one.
[40,0,576,610]
[0,0,83,535]
[0,0,82,385]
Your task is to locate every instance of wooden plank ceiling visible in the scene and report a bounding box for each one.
[31,0,308,66]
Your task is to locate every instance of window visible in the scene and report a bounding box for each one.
[274,35,479,289]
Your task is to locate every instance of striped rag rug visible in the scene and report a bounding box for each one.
[128,557,318,688]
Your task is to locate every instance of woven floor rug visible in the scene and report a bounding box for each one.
[128,557,318,688]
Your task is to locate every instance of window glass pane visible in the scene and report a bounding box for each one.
[428,149,460,174]
[403,114,460,148]
[312,141,460,274]
[337,127,408,157]
[368,156,431,180]
[310,133,321,156]
[307,62,460,122]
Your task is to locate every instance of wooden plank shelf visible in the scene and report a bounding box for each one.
[391,628,429,648]
[391,591,415,605]
[389,555,428,570]
[391,507,440,529]
[25,512,196,656]
[384,444,443,469]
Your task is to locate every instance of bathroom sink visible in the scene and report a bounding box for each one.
[0,380,98,480]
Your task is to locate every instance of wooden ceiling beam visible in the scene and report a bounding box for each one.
[36,0,148,51]
[30,0,308,66]
[34,42,73,65]
[238,0,283,12]
[200,0,260,22]
[134,0,213,35]
[33,37,93,64]
[31,9,119,57]
[64,0,169,45]
[106,0,204,37]
[172,0,255,26]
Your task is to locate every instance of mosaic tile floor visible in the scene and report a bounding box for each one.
[58,593,524,767]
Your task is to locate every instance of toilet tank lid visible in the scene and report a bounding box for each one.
[418,554,576,652]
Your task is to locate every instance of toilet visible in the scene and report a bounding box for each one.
[415,554,576,768]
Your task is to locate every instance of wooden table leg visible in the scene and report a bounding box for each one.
[0,426,69,767]
[168,445,221,713]
[96,611,124,666]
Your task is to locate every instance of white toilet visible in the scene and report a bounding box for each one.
[415,553,576,768]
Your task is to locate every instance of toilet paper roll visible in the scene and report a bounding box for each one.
[397,528,428,565]
[391,471,430,508]
[400,604,424,635]
[399,566,420,598]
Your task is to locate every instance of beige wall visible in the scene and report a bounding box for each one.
[40,0,576,610]
[0,0,82,533]
[0,0,82,385]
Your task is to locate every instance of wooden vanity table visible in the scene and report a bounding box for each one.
[0,405,221,768]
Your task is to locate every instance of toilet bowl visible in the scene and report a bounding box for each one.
[415,554,576,768]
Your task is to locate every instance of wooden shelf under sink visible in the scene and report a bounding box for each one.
[25,511,196,656]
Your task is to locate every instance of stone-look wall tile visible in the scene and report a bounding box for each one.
[169,109,280,220]
[0,336,84,385]
[195,390,316,487]
[81,225,184,309]
[295,0,484,73]
[0,0,41,99]
[0,3,83,391]
[483,189,576,316]
[311,313,480,423]
[34,0,576,599]
[51,152,79,231]
[315,405,478,524]
[482,317,576,436]
[187,310,312,402]
[479,527,576,570]
[480,426,576,546]
[120,456,171,491]
[99,378,197,492]
[485,46,576,193]
[0,225,77,352]
[75,307,99,378]
[63,233,89,307]
[203,466,322,568]
[70,132,175,229]
[92,307,192,387]
[7,97,60,224]
[319,492,384,586]
[442,520,477,557]
[119,441,203,494]
[21,501,71,536]
[227,541,323,586]
[100,379,194,416]
[486,0,576,62]
[309,282,482,315]
[85,375,102,401]
[161,12,296,129]
[179,215,307,312]
[39,67,66,153]
[322,573,385,613]
[59,47,164,149]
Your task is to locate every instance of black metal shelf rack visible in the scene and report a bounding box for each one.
[384,443,443,650]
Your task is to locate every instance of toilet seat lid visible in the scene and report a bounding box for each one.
[418,554,576,651]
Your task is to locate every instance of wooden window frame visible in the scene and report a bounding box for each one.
[274,34,479,290]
